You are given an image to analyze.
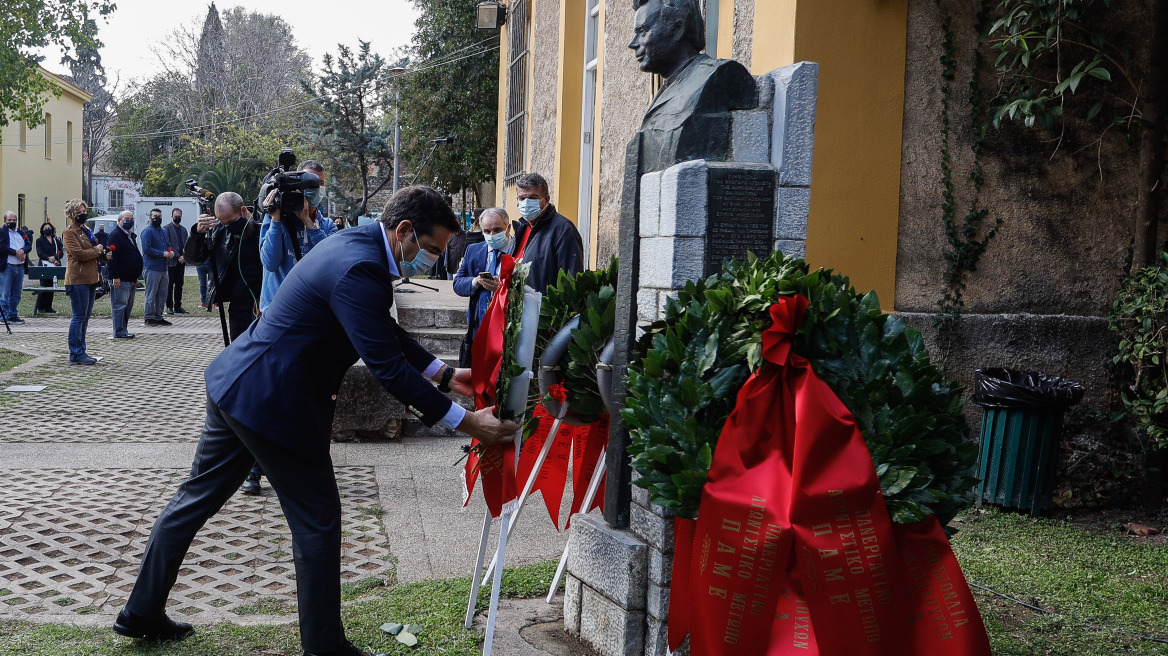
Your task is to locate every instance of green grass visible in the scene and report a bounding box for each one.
[0,560,560,655]
[951,508,1168,655]
[0,347,33,373]
[15,272,207,319]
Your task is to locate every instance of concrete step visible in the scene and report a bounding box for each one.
[398,305,467,330]
[412,327,465,357]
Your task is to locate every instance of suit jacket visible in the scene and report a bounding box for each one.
[204,222,454,453]
[105,227,143,281]
[637,54,758,174]
[453,241,509,339]
[0,225,32,274]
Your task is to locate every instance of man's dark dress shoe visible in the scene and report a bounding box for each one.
[112,609,194,640]
[304,640,388,656]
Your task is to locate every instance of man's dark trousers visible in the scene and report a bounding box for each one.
[166,264,184,311]
[124,396,343,652]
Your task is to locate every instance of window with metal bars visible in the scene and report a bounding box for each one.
[503,0,530,184]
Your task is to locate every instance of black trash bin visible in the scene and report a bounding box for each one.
[972,368,1084,517]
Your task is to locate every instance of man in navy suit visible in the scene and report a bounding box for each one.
[453,207,513,345]
[114,187,519,656]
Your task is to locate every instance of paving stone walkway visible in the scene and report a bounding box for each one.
[0,313,572,627]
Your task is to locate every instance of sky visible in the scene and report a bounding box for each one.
[38,0,421,84]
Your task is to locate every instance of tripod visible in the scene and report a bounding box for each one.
[394,276,438,293]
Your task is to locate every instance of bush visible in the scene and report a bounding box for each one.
[1107,252,1168,451]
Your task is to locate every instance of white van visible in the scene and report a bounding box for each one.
[133,198,203,234]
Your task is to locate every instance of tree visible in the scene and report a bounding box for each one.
[397,0,499,204]
[0,0,115,129]
[60,6,118,205]
[305,41,395,219]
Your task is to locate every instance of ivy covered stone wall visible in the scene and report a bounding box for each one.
[895,0,1166,504]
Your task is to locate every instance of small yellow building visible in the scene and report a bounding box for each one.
[0,68,92,229]
[491,0,908,306]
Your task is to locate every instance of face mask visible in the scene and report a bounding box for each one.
[484,231,510,251]
[122,220,135,230]
[173,216,182,223]
[5,222,15,231]
[304,187,324,208]
[42,228,53,236]
[398,229,439,278]
[151,216,162,227]
[517,198,542,220]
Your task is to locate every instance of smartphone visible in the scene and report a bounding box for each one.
[478,272,494,279]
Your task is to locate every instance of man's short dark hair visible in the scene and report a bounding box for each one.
[379,186,462,236]
[172,207,182,216]
[299,160,325,175]
[631,0,705,53]
[150,207,162,215]
[515,173,550,198]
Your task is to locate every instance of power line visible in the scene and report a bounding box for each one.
[1,36,501,148]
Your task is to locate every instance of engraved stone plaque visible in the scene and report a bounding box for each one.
[705,167,777,274]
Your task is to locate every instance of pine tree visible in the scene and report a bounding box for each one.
[305,42,395,219]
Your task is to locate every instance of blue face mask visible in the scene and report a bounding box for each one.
[122,220,135,231]
[398,229,439,278]
[304,187,324,208]
[517,198,542,220]
[484,231,510,251]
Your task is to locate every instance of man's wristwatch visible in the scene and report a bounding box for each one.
[437,366,455,393]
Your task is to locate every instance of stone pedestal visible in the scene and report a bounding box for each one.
[566,61,818,656]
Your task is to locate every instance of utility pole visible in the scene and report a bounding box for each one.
[390,67,407,195]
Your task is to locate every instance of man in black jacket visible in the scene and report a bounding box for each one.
[165,208,189,315]
[512,173,584,294]
[0,212,32,324]
[185,192,262,342]
[105,211,143,339]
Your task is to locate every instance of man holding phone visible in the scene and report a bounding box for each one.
[453,207,513,364]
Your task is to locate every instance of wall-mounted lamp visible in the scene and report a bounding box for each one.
[476,1,507,30]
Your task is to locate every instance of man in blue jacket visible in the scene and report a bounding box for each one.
[512,173,584,294]
[258,161,334,314]
[140,208,175,327]
[104,211,143,339]
[114,186,518,656]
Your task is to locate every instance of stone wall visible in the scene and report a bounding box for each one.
[529,0,562,188]
[895,0,1164,498]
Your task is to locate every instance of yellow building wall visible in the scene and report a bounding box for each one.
[750,0,908,308]
[0,72,89,230]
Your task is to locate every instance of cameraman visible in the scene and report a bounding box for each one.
[184,193,262,341]
[258,160,332,314]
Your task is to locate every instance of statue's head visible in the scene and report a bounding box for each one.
[629,0,704,76]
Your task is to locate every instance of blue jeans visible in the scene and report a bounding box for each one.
[110,281,136,337]
[196,263,211,307]
[66,283,97,359]
[0,265,23,320]
[144,268,167,320]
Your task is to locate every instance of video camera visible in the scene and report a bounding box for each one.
[258,148,321,220]
[185,179,214,215]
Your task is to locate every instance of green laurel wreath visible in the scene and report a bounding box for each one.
[495,260,531,421]
[532,257,618,424]
[623,252,979,527]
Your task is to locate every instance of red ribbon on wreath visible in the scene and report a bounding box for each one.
[465,254,520,518]
[669,295,991,655]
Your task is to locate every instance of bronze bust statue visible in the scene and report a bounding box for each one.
[628,0,758,173]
